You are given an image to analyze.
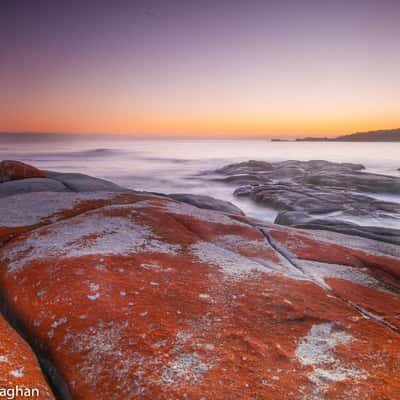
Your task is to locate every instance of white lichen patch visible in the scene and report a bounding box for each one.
[190,241,266,278]
[160,353,210,386]
[3,205,181,272]
[89,283,100,292]
[0,191,117,227]
[216,234,305,278]
[189,240,304,280]
[51,317,68,329]
[300,260,391,293]
[62,321,152,395]
[140,263,162,271]
[61,320,215,396]
[296,323,367,397]
[158,327,216,389]
[218,234,266,248]
[10,367,25,378]
[296,323,353,366]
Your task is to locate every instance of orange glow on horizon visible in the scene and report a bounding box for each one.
[2,105,399,138]
[2,1,400,138]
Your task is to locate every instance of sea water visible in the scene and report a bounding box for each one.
[1,134,399,223]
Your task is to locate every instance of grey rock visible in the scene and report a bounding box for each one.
[304,172,400,194]
[45,171,126,193]
[0,178,68,198]
[276,211,400,245]
[169,193,244,215]
[0,169,129,198]
[206,160,400,244]
[216,160,273,175]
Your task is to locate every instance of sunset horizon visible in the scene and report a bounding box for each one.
[2,0,400,137]
[1,125,400,139]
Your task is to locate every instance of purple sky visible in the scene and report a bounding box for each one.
[1,0,400,136]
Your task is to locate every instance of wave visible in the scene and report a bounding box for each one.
[141,157,190,163]
[2,148,125,161]
[76,148,122,157]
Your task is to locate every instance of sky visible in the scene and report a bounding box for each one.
[1,0,400,137]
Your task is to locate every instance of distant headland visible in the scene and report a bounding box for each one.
[272,128,400,142]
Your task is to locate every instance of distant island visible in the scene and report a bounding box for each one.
[271,128,400,142]
[296,128,400,142]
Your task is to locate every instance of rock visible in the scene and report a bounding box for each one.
[0,184,399,399]
[0,178,68,198]
[169,193,244,215]
[0,191,149,245]
[276,211,400,245]
[0,161,130,198]
[215,160,273,175]
[215,159,364,176]
[261,222,400,326]
[45,171,127,192]
[0,314,54,399]
[304,171,400,194]
[206,160,400,244]
[0,160,46,182]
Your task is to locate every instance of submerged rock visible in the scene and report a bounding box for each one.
[0,166,399,399]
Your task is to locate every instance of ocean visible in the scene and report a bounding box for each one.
[1,134,399,222]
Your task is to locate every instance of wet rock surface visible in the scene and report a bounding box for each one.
[0,162,127,199]
[45,171,126,193]
[0,161,399,399]
[206,160,400,244]
[168,193,244,215]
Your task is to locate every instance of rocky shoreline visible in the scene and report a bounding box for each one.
[0,161,399,399]
[202,160,400,245]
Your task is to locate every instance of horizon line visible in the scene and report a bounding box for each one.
[1,127,398,139]
[0,130,344,139]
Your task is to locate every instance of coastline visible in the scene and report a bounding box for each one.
[0,160,399,398]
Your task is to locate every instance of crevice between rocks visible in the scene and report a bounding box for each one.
[0,293,72,400]
[168,214,304,280]
[173,212,400,337]
[346,300,400,335]
[0,193,139,400]
[246,221,400,337]
[256,226,306,274]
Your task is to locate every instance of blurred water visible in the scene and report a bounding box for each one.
[1,134,399,221]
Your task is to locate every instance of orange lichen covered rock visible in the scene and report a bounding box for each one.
[1,193,400,399]
[0,160,46,182]
[265,225,400,330]
[0,314,54,399]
